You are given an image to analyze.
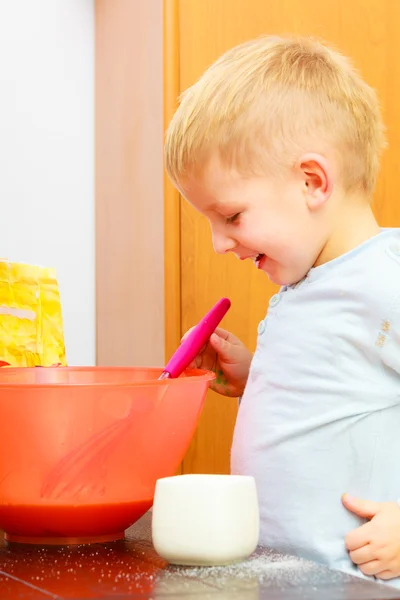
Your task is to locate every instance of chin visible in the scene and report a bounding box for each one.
[261,255,307,287]
[265,272,287,286]
[264,267,301,287]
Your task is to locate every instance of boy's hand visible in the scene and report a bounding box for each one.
[343,493,400,580]
[182,327,252,397]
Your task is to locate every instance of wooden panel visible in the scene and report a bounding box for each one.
[96,0,164,367]
[164,0,182,363]
[164,0,183,475]
[176,0,400,474]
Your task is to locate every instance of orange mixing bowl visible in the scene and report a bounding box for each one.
[0,366,214,545]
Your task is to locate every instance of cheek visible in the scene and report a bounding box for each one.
[209,224,222,252]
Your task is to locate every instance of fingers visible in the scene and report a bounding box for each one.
[357,560,382,577]
[212,327,231,340]
[376,570,396,580]
[209,332,233,360]
[348,539,391,578]
[181,326,243,376]
[345,522,372,551]
[349,544,374,565]
[342,494,382,519]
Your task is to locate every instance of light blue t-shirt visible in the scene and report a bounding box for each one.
[231,228,400,586]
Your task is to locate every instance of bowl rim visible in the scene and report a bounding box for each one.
[0,366,216,388]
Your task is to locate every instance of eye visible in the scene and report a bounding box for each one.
[225,213,240,224]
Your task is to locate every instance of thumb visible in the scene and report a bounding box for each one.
[209,332,231,357]
[342,494,382,519]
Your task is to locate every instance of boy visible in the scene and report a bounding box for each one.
[164,36,400,585]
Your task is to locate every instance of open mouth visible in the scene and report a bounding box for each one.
[254,253,265,268]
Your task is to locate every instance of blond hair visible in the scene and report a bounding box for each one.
[165,36,386,196]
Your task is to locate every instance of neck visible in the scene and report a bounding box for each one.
[315,195,380,267]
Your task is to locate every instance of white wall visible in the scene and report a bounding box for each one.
[0,0,95,365]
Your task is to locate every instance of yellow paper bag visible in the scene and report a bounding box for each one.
[0,261,67,367]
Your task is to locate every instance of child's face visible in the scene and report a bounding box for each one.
[179,158,332,286]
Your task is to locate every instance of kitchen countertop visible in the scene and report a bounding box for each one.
[1,511,399,600]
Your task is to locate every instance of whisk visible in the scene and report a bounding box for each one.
[41,298,231,500]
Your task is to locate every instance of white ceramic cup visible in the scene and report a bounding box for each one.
[152,474,259,566]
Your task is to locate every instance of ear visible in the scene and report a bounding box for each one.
[296,153,333,210]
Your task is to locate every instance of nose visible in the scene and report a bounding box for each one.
[211,228,236,255]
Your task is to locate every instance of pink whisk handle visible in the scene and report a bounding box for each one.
[161,297,231,379]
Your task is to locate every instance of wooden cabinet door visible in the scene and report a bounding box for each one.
[164,0,400,474]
